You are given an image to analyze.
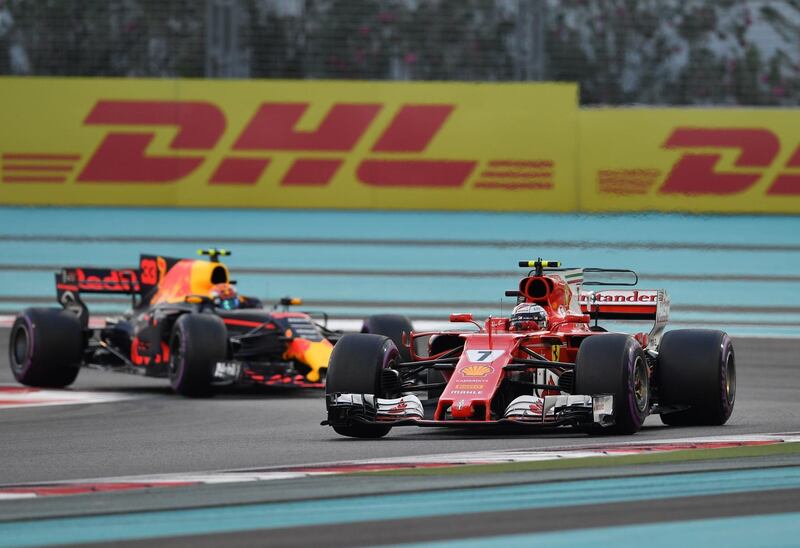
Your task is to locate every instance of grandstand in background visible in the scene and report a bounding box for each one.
[0,0,798,106]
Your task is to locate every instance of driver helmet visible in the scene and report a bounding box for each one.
[510,303,548,331]
[210,283,240,310]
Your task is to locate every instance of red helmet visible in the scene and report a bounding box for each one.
[510,303,548,331]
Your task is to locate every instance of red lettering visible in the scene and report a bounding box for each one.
[786,145,800,168]
[769,174,800,195]
[233,103,380,151]
[76,269,102,291]
[281,158,342,186]
[140,259,158,285]
[371,105,453,152]
[78,101,225,183]
[75,268,139,292]
[358,104,476,187]
[767,145,800,195]
[116,270,140,292]
[210,157,270,185]
[660,128,780,195]
[102,271,123,290]
[357,160,476,187]
[104,270,138,292]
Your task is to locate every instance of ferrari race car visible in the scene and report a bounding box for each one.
[324,259,736,438]
[8,249,413,397]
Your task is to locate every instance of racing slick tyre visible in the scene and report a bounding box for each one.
[361,314,414,362]
[169,313,227,398]
[657,329,735,426]
[8,308,84,388]
[326,334,400,439]
[574,334,649,435]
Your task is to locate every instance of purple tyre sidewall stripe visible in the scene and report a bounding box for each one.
[171,326,187,386]
[11,315,35,377]
[381,340,399,369]
[720,333,735,414]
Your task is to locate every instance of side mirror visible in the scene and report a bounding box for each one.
[280,297,303,307]
[449,313,474,323]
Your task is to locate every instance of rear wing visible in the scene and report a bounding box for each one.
[580,289,670,349]
[579,290,665,320]
[54,254,187,303]
[55,266,143,326]
[54,253,227,321]
[55,267,142,300]
[54,254,184,314]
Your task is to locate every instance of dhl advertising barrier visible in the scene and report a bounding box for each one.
[2,77,799,214]
[0,78,579,211]
[579,108,800,213]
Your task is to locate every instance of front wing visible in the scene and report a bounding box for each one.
[324,393,615,429]
[213,360,325,389]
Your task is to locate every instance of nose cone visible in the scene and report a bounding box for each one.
[450,399,475,419]
[435,334,515,421]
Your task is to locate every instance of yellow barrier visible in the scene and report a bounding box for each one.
[4,78,798,213]
[579,108,800,213]
[0,77,579,211]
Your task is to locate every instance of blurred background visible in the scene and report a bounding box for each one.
[0,0,798,336]
[2,0,799,105]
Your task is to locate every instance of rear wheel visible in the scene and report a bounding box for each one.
[8,308,84,388]
[361,314,414,362]
[574,334,649,435]
[657,329,735,426]
[326,333,399,438]
[169,314,227,397]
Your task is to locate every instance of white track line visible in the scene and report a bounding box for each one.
[2,432,798,499]
[0,385,142,410]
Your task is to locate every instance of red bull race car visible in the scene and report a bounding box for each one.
[8,249,412,397]
[324,259,736,437]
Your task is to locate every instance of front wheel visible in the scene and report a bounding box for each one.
[361,314,414,362]
[169,314,227,397]
[8,308,84,388]
[657,329,735,426]
[574,334,649,435]
[326,333,399,439]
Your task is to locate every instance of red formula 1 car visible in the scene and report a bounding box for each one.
[8,249,412,397]
[324,259,736,438]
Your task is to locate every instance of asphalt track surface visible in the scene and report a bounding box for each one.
[1,331,798,485]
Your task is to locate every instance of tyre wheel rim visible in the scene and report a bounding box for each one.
[169,335,181,379]
[10,325,29,374]
[633,356,649,413]
[725,354,736,405]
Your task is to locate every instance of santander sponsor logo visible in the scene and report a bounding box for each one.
[578,290,658,305]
